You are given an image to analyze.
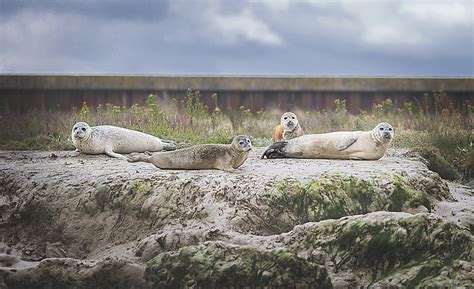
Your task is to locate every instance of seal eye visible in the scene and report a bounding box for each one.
[82,127,86,131]
[379,127,384,131]
[284,117,288,120]
[73,127,77,131]
[292,116,295,119]
[389,128,393,131]
[239,141,244,145]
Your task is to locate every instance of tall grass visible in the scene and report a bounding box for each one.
[1,90,472,179]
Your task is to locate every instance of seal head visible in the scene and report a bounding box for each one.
[371,122,394,145]
[272,112,305,142]
[72,122,92,141]
[281,112,299,131]
[232,135,252,152]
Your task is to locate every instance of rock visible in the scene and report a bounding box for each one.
[2,258,146,289]
[145,242,332,289]
[0,149,472,288]
[260,175,438,233]
[264,212,473,287]
[45,242,67,258]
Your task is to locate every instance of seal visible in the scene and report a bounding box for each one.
[71,122,176,159]
[271,112,304,142]
[127,135,252,170]
[262,122,394,160]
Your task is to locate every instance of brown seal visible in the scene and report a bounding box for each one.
[127,135,252,170]
[271,112,304,142]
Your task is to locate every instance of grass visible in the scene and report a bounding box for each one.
[0,89,472,179]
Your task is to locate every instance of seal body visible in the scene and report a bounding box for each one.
[72,122,176,159]
[263,122,394,160]
[128,135,252,170]
[271,112,304,142]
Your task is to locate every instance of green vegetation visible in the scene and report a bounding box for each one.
[144,213,472,288]
[416,147,460,181]
[281,212,473,287]
[330,214,473,286]
[0,90,472,179]
[262,175,435,232]
[145,242,331,289]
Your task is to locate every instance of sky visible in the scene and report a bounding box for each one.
[0,0,473,76]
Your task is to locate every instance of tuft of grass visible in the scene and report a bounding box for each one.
[416,148,460,181]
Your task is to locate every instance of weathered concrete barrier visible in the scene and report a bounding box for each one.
[0,75,473,112]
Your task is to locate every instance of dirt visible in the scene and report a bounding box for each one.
[0,148,472,288]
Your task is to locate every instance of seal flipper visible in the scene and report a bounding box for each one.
[161,140,177,151]
[104,148,126,159]
[127,152,152,163]
[261,141,289,159]
[336,134,358,151]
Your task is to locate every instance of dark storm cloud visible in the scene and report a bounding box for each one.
[0,0,472,76]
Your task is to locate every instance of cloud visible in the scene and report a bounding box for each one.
[209,8,282,46]
[401,0,472,26]
[0,0,170,21]
[162,1,282,46]
[363,24,428,47]
[0,0,472,76]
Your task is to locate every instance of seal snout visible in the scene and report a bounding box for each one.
[73,128,87,139]
[374,122,394,142]
[240,142,252,151]
[284,120,297,130]
[243,141,252,152]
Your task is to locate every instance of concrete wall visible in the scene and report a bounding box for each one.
[1,75,473,113]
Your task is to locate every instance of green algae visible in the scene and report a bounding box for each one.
[405,259,444,289]
[144,213,472,288]
[388,177,408,211]
[295,213,473,287]
[263,174,434,232]
[132,179,153,194]
[145,242,332,289]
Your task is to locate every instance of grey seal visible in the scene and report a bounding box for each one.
[262,122,394,160]
[72,122,176,159]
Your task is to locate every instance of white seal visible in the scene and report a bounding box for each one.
[262,122,394,160]
[71,122,176,159]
